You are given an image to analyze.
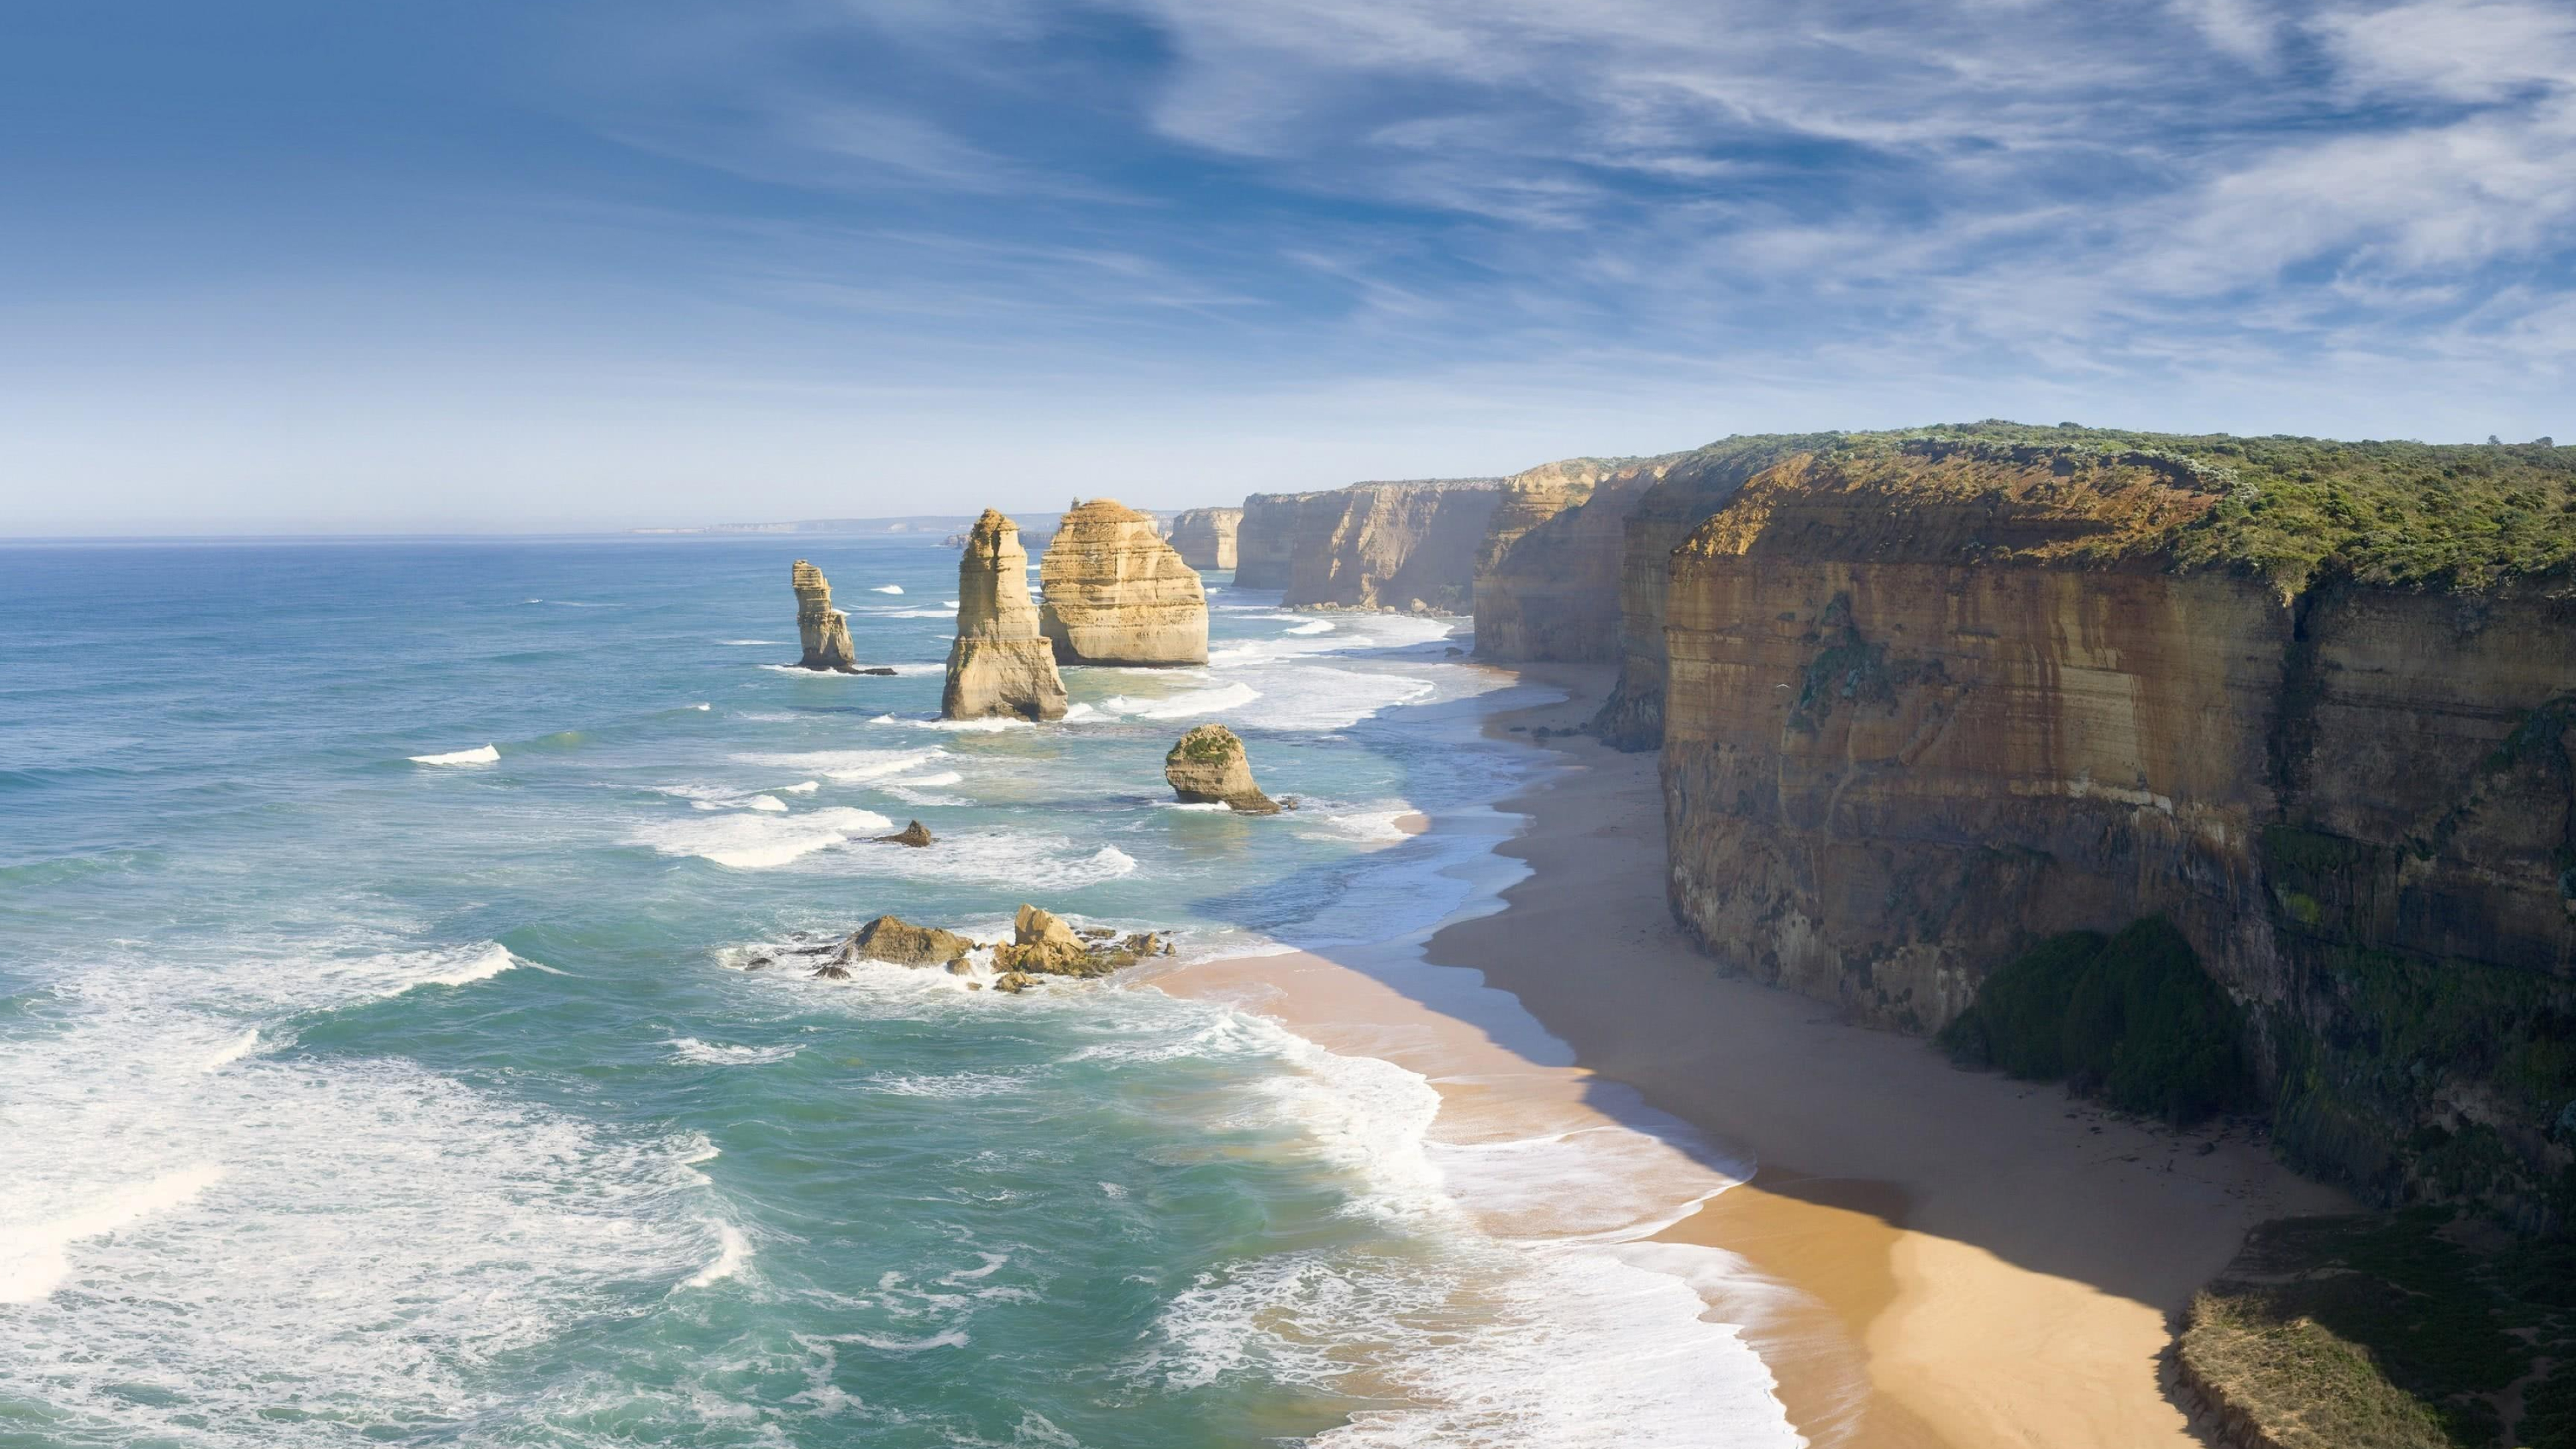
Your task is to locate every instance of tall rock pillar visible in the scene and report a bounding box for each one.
[942,510,1071,720]
[791,559,860,672]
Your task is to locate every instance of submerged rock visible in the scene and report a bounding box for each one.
[942,510,1069,721]
[833,914,977,967]
[1038,499,1209,665]
[994,971,1038,994]
[1163,723,1281,814]
[874,819,934,847]
[791,559,861,672]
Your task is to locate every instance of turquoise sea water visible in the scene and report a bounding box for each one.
[0,537,1790,1448]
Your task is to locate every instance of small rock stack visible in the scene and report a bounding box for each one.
[791,559,860,672]
[1164,723,1281,814]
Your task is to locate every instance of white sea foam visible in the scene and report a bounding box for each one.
[746,794,788,812]
[0,936,720,1442]
[733,747,945,783]
[1096,680,1260,720]
[1285,620,1335,635]
[410,744,498,765]
[1295,807,1418,846]
[631,806,894,869]
[202,1028,263,1070]
[719,639,781,645]
[780,780,820,794]
[666,1038,800,1067]
[869,584,904,594]
[680,1222,753,1289]
[869,607,955,619]
[942,599,960,608]
[820,832,1138,890]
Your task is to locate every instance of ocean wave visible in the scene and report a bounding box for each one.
[718,639,782,646]
[1095,680,1260,720]
[732,747,945,783]
[678,1222,753,1290]
[816,832,1138,890]
[631,806,895,869]
[409,744,498,766]
[665,1037,800,1067]
[869,584,904,594]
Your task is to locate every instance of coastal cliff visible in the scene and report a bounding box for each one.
[1472,456,1670,661]
[1038,499,1209,665]
[1646,425,2576,1214]
[942,509,1069,720]
[1236,480,1502,610]
[1169,507,1241,571]
[1233,490,1324,590]
[790,559,860,672]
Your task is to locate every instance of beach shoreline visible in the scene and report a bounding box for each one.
[1157,658,2352,1448]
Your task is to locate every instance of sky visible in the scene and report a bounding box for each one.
[1,0,2570,533]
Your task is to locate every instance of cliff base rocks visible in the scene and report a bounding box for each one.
[1038,499,1209,665]
[791,559,861,672]
[943,510,1069,720]
[1165,724,1279,813]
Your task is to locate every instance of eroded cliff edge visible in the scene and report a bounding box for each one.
[1646,428,2576,1215]
[1238,478,1503,611]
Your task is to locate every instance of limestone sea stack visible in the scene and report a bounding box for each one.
[1038,499,1210,665]
[790,559,860,672]
[941,510,1069,721]
[1169,507,1242,570]
[1164,723,1280,813]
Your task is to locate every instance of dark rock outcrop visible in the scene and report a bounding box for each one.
[1164,723,1280,814]
[824,914,977,969]
[873,820,934,847]
[791,559,861,672]
[942,510,1070,720]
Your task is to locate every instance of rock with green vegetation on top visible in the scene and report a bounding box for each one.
[1163,723,1279,814]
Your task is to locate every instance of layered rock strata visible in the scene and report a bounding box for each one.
[1038,499,1210,665]
[942,511,1069,721]
[1652,433,2576,1215]
[1472,455,1675,661]
[790,559,861,672]
[1164,723,1280,813]
[1234,490,1329,590]
[1169,507,1242,570]
[1284,479,1503,612]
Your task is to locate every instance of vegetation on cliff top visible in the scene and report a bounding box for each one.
[2183,1210,2576,1448]
[1672,421,2573,592]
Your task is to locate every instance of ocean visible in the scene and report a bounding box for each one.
[0,536,1795,1447]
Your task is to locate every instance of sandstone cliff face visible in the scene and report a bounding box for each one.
[791,559,861,672]
[1472,456,1675,661]
[1038,499,1209,665]
[1169,507,1242,570]
[1234,490,1329,590]
[943,510,1069,721]
[1652,438,2576,1214]
[1283,480,1503,612]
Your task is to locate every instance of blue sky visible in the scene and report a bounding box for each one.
[2,0,2570,531]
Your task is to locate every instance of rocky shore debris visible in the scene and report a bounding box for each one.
[873,819,934,847]
[991,904,1171,978]
[1163,723,1282,814]
[808,914,977,977]
[790,559,862,672]
[942,509,1069,720]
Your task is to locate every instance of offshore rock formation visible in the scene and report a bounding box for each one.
[790,559,861,672]
[1169,507,1242,570]
[1164,723,1280,813]
[816,914,976,974]
[1650,429,2576,1216]
[992,904,1171,977]
[1038,499,1210,665]
[1472,456,1674,661]
[873,820,934,847]
[942,511,1069,721]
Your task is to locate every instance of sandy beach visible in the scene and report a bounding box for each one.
[1159,661,2351,1449]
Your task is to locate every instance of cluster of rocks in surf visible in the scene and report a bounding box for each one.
[745,905,1171,994]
